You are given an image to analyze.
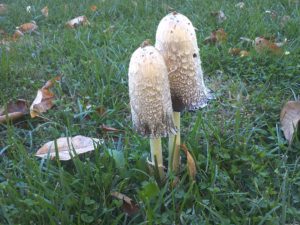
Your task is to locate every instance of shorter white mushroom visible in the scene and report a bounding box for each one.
[128,41,176,178]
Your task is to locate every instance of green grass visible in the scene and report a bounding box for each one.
[1,0,300,224]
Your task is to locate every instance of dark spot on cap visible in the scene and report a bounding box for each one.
[149,52,153,55]
[170,30,173,33]
[188,22,190,25]
[193,53,197,58]
[177,20,179,23]
[172,11,178,15]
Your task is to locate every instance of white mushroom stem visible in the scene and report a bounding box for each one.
[168,112,181,172]
[150,138,164,178]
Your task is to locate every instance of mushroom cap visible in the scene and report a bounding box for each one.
[128,44,176,138]
[155,12,213,112]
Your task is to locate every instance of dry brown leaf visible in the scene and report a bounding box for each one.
[280,101,300,143]
[41,6,48,17]
[65,16,90,29]
[181,144,196,180]
[111,192,139,216]
[228,48,242,56]
[0,99,28,123]
[30,76,61,118]
[90,5,97,11]
[35,135,103,160]
[17,21,38,33]
[211,10,227,23]
[204,28,227,45]
[12,30,24,41]
[100,124,121,133]
[239,50,249,57]
[0,4,7,14]
[254,37,282,55]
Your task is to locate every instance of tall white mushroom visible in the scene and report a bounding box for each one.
[128,41,177,178]
[155,12,213,172]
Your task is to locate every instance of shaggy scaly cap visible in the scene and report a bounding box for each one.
[155,12,213,112]
[128,43,176,138]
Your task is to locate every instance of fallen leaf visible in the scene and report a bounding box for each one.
[0,99,28,123]
[66,16,90,28]
[275,38,287,47]
[235,2,245,8]
[211,10,227,23]
[41,6,48,17]
[0,4,7,14]
[17,21,38,33]
[12,30,24,41]
[111,192,139,216]
[30,76,61,118]
[239,50,249,57]
[181,144,196,180]
[35,135,104,160]
[254,37,282,55]
[228,48,242,56]
[280,101,300,143]
[90,5,97,11]
[204,28,227,44]
[100,124,121,133]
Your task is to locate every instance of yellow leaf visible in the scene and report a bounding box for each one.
[181,144,196,180]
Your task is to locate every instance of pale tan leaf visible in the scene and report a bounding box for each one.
[41,6,48,17]
[181,144,196,180]
[90,5,97,11]
[111,192,139,216]
[0,99,28,123]
[65,16,90,29]
[17,21,38,33]
[30,76,60,118]
[35,135,104,160]
[280,101,300,143]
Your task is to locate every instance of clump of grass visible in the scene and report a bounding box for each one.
[1,0,300,224]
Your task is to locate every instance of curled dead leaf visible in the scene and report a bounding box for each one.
[0,99,28,123]
[12,30,24,41]
[66,16,90,29]
[35,135,104,160]
[30,76,61,118]
[211,10,227,23]
[228,48,242,56]
[100,124,121,133]
[254,37,282,55]
[204,28,227,45]
[181,144,196,180]
[17,21,38,33]
[41,6,48,17]
[239,50,249,57]
[111,192,139,216]
[90,5,97,11]
[280,101,300,143]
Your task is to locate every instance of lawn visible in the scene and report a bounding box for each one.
[1,0,300,224]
